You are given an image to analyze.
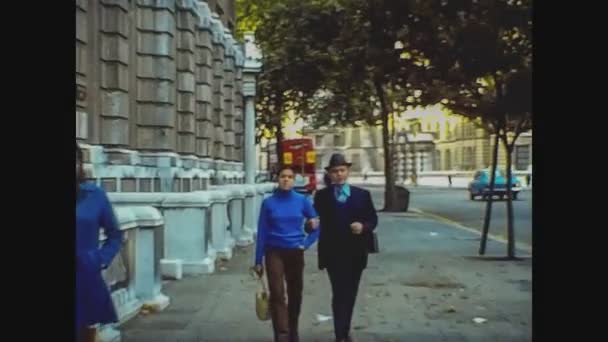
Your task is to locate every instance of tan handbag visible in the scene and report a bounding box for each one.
[251,268,270,321]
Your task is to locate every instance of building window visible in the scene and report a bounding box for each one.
[315,135,323,147]
[435,150,441,170]
[316,153,324,169]
[334,133,345,147]
[351,128,361,147]
[351,153,361,172]
[412,122,422,134]
[463,146,475,170]
[464,123,471,138]
[445,149,452,170]
[471,146,476,169]
[515,145,530,170]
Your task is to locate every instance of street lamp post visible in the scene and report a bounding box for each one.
[242,33,262,185]
[240,33,262,245]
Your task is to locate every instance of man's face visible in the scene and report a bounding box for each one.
[278,168,295,191]
[329,165,350,184]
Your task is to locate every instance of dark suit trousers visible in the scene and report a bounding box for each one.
[327,263,364,340]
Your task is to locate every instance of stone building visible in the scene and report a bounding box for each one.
[303,108,532,175]
[76,0,248,191]
[403,109,532,172]
[303,126,385,174]
[302,126,434,181]
[75,2,274,340]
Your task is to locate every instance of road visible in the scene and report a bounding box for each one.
[363,186,533,249]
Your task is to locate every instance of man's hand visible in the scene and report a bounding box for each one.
[350,222,364,235]
[253,264,264,278]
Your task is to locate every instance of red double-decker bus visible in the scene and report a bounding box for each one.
[269,138,317,194]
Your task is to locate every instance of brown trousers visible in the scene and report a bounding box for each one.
[265,247,305,342]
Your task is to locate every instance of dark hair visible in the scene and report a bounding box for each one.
[275,165,295,177]
[324,172,332,187]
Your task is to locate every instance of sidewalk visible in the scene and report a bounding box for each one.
[121,212,532,342]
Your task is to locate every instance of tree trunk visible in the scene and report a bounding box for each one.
[275,119,284,165]
[501,134,517,259]
[479,125,500,255]
[375,80,397,211]
[274,97,285,167]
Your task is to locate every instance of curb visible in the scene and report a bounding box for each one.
[352,184,533,191]
[410,208,533,254]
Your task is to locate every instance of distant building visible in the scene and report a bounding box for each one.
[301,108,532,174]
[303,126,385,174]
[403,108,532,171]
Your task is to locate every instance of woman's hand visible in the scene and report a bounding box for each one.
[253,264,264,278]
[306,218,320,230]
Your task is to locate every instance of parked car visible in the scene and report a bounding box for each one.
[468,169,522,200]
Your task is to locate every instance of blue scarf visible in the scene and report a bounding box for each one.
[333,183,351,203]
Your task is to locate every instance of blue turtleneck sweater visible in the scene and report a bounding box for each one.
[255,189,319,265]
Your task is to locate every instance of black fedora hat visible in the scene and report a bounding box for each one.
[325,153,353,171]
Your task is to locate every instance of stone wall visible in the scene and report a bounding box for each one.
[76,0,244,191]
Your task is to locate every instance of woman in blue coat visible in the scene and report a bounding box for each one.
[76,143,123,341]
[253,165,320,342]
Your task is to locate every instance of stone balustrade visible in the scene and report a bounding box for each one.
[99,183,275,340]
[97,205,166,342]
[108,183,275,278]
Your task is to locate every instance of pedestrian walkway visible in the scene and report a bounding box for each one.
[121,212,532,342]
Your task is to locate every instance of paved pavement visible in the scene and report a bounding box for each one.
[120,211,532,342]
[364,186,532,250]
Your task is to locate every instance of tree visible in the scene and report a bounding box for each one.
[239,0,335,165]
[420,0,532,258]
[283,0,439,211]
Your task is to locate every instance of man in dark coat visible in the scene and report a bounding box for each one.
[311,153,378,342]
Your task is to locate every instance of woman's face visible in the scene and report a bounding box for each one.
[277,168,295,191]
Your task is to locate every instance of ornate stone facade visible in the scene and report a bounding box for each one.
[76,0,246,192]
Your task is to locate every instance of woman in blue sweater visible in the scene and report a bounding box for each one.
[253,165,320,342]
[76,143,123,341]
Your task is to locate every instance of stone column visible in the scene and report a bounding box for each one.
[175,0,198,155]
[210,15,226,162]
[162,192,215,275]
[99,0,131,147]
[240,185,256,244]
[130,206,169,311]
[223,29,236,162]
[243,94,257,183]
[234,47,245,163]
[242,33,261,184]
[226,186,250,245]
[210,189,233,260]
[76,0,89,142]
[241,34,262,237]
[135,0,177,151]
[194,1,214,159]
